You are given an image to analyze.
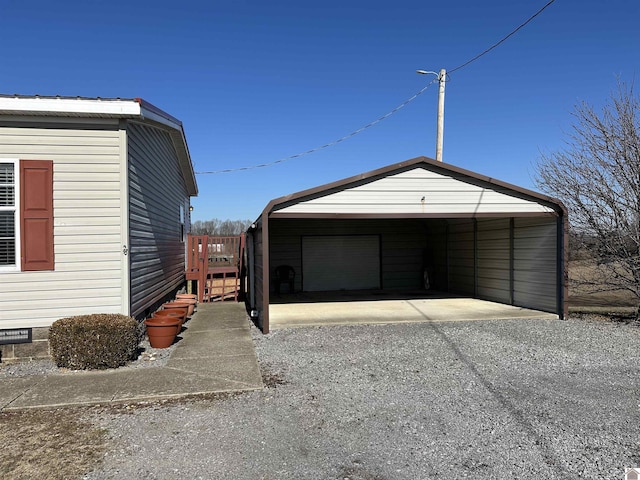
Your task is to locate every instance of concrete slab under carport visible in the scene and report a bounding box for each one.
[268,291,558,329]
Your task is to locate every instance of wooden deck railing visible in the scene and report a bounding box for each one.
[186,234,245,303]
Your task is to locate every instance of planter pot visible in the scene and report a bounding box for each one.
[151,311,183,333]
[174,296,197,316]
[163,301,191,319]
[176,293,197,303]
[153,309,184,324]
[144,317,179,348]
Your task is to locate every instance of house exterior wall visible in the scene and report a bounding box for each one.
[127,121,190,318]
[0,119,124,328]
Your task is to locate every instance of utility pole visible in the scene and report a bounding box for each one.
[417,68,447,162]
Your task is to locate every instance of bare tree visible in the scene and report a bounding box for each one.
[535,81,640,305]
[191,218,252,236]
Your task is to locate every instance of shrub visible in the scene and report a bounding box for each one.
[49,314,140,370]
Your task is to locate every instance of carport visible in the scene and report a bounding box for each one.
[246,156,567,333]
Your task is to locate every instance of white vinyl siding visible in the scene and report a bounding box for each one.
[0,123,123,328]
[128,122,188,317]
[275,168,556,215]
[302,235,380,291]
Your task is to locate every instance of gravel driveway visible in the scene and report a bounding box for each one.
[85,317,640,480]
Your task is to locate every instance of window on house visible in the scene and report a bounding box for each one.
[0,160,18,268]
[0,159,54,272]
[180,204,185,243]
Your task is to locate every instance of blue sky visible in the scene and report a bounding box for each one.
[1,0,638,221]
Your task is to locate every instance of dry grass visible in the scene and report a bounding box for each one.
[568,260,638,308]
[568,260,640,324]
[0,408,107,480]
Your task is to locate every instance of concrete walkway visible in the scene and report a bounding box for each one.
[0,303,263,411]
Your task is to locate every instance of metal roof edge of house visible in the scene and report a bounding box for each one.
[134,98,198,196]
[264,156,567,217]
[0,94,142,117]
[0,94,198,196]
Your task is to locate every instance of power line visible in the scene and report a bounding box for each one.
[195,0,557,175]
[448,0,557,74]
[195,77,438,175]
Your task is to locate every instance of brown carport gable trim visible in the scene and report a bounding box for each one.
[265,156,567,216]
[254,156,568,333]
[270,212,559,219]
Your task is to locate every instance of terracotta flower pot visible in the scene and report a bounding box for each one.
[163,301,191,319]
[176,293,197,303]
[144,317,179,348]
[153,309,184,322]
[174,296,197,316]
[151,311,183,333]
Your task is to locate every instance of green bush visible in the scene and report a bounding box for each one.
[49,314,140,370]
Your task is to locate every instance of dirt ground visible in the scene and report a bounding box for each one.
[0,408,107,480]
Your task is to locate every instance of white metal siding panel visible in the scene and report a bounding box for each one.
[302,235,380,291]
[128,122,189,317]
[276,168,555,215]
[447,219,475,294]
[0,123,123,328]
[476,218,511,303]
[513,217,557,312]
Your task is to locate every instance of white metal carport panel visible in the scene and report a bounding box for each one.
[513,217,557,312]
[276,168,555,215]
[476,218,511,304]
[447,219,475,294]
[302,235,380,291]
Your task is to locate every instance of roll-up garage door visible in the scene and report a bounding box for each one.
[302,235,380,291]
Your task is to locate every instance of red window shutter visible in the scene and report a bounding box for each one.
[20,160,54,271]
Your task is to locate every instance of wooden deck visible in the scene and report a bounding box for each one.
[186,234,245,303]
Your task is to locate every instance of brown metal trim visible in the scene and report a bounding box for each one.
[270,211,559,219]
[261,214,270,334]
[560,212,569,320]
[134,98,183,126]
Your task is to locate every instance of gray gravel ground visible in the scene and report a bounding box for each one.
[82,317,639,480]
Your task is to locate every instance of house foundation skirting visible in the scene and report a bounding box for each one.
[0,327,50,363]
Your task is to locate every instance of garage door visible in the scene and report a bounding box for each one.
[302,235,380,291]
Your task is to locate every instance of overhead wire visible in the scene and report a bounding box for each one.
[195,77,438,175]
[195,0,557,175]
[448,0,556,74]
